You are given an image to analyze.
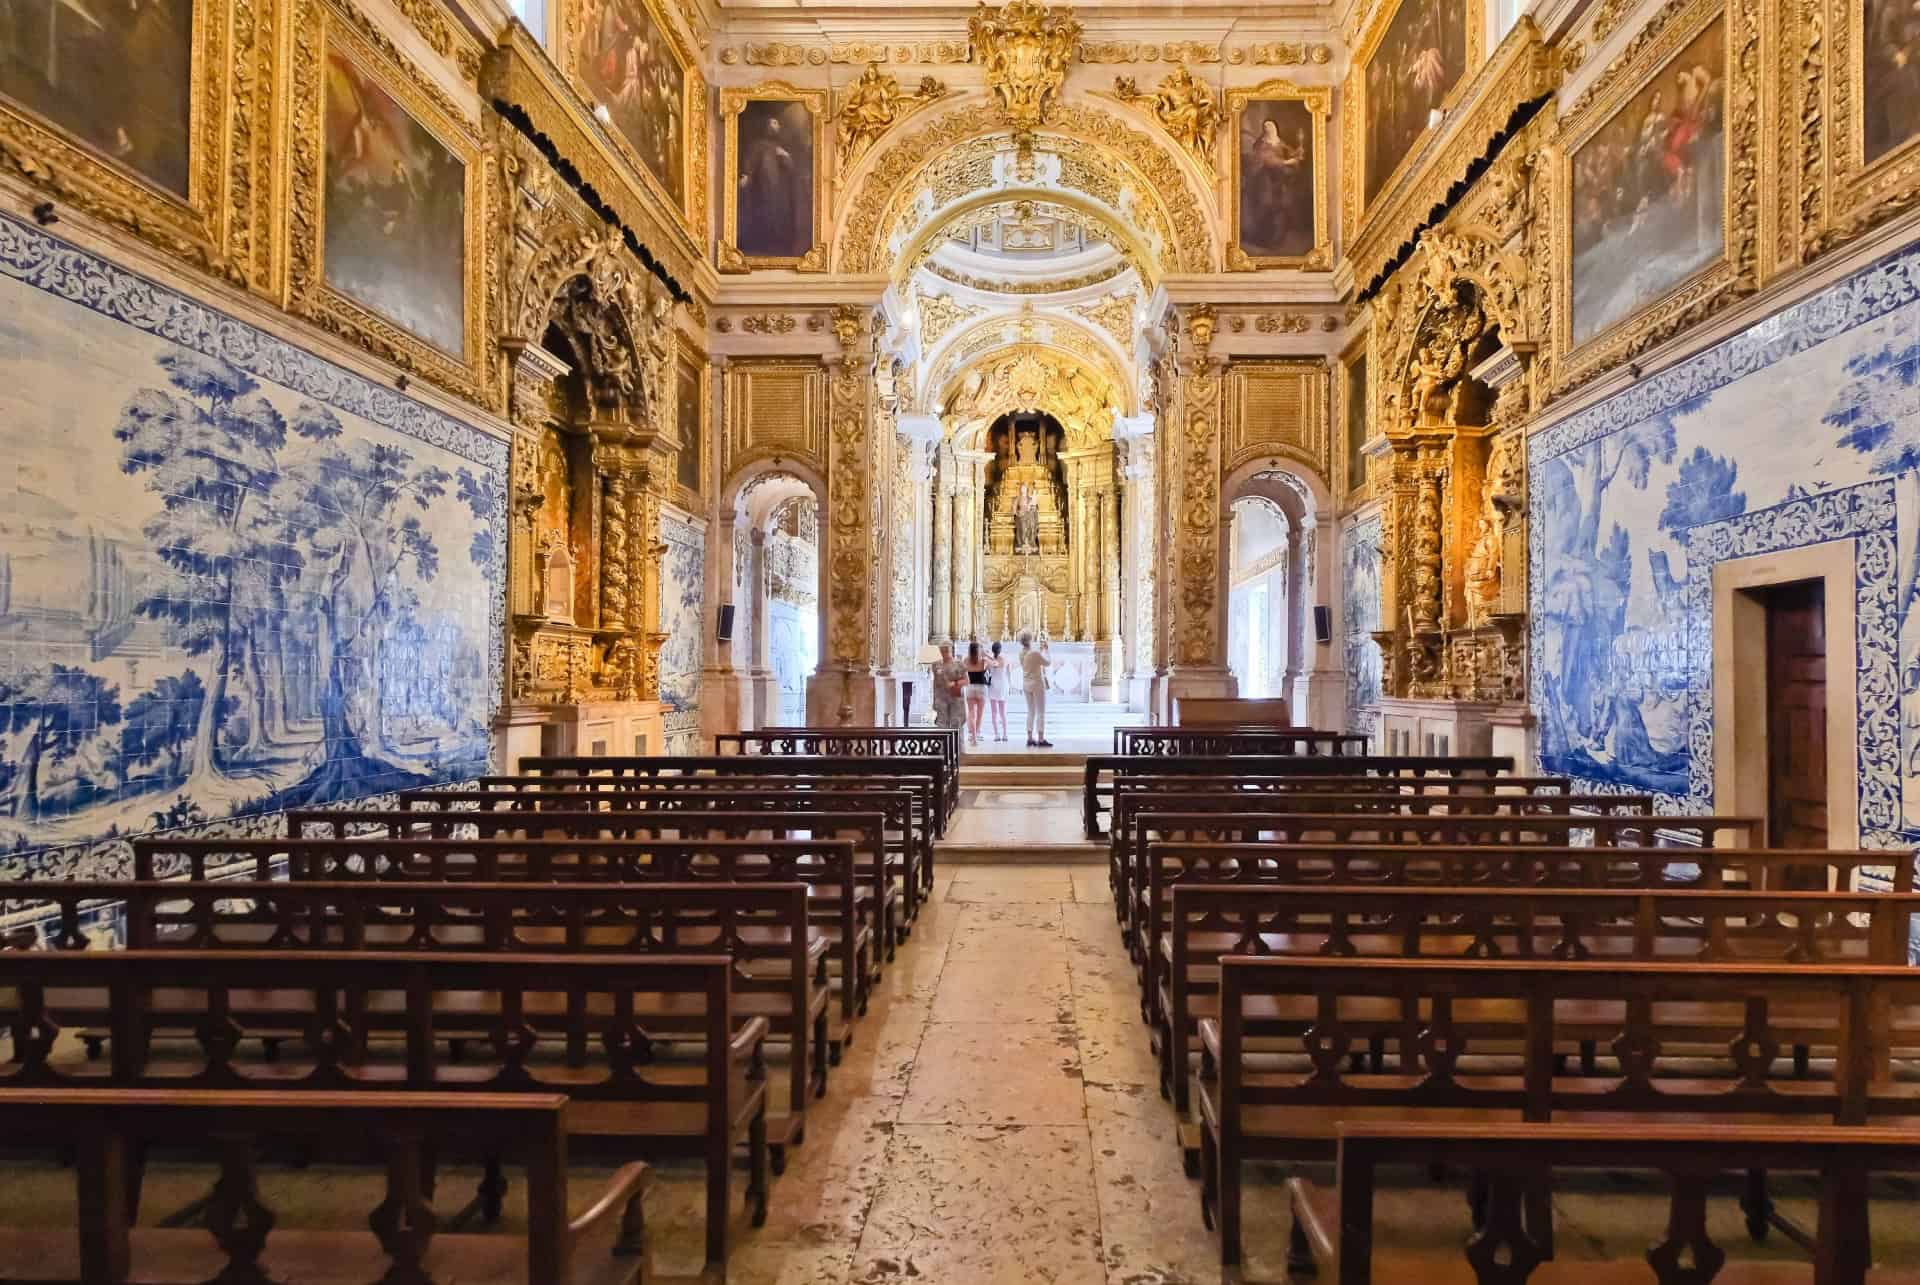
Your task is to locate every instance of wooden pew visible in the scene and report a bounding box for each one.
[1110,787,1649,922]
[519,754,952,838]
[19,879,830,1156]
[1160,883,1920,1117]
[1082,755,1517,839]
[1129,818,1772,987]
[0,949,767,1268]
[1177,696,1292,726]
[0,1087,648,1285]
[401,780,933,905]
[1112,728,1371,756]
[1299,1121,1920,1284]
[1194,956,1920,1270]
[290,803,912,956]
[133,834,875,1027]
[714,728,960,822]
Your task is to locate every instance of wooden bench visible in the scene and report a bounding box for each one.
[290,803,913,956]
[519,754,951,838]
[1112,728,1373,756]
[1177,696,1293,726]
[132,834,876,1028]
[0,1087,648,1285]
[401,780,934,904]
[1110,787,1651,923]
[1160,883,1920,1116]
[1296,1121,1920,1284]
[714,728,960,822]
[17,878,830,1157]
[1195,955,1920,1270]
[0,949,767,1267]
[1082,755,1517,839]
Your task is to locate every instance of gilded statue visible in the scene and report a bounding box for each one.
[1112,66,1222,168]
[1463,516,1502,627]
[836,64,949,172]
[970,0,1082,129]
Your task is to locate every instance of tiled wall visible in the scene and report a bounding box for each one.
[1343,514,1383,738]
[660,510,705,753]
[0,215,505,885]
[1529,243,1920,850]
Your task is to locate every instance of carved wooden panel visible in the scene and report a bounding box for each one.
[725,360,828,478]
[1225,360,1330,481]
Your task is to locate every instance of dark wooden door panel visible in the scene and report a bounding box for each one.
[1764,579,1827,853]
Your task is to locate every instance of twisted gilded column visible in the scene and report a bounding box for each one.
[600,470,630,631]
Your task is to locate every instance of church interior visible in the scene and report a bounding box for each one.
[5,0,1920,1277]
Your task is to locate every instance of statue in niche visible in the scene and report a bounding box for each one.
[1463,516,1502,627]
[1016,431,1038,465]
[1015,483,1040,552]
[538,530,577,625]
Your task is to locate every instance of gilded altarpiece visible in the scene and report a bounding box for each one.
[496,134,682,757]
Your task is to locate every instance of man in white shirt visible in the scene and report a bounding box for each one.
[1019,631,1051,747]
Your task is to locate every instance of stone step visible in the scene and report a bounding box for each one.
[935,841,1106,865]
[959,768,1086,789]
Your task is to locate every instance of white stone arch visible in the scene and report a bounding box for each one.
[922,315,1137,421]
[1222,460,1338,725]
[714,457,830,730]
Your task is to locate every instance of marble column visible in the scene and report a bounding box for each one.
[931,445,952,644]
[1113,414,1158,716]
[747,528,779,725]
[1304,514,1346,730]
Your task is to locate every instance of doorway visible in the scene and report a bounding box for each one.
[1761,579,1828,850]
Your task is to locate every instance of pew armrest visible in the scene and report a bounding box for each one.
[1197,1018,1222,1065]
[729,1016,771,1064]
[1286,1175,1339,1269]
[568,1161,650,1243]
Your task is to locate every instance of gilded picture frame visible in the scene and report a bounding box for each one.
[1799,0,1920,264]
[1225,81,1333,271]
[720,82,829,273]
[557,0,705,249]
[1550,0,1759,395]
[1342,0,1486,238]
[675,344,709,508]
[0,0,251,284]
[286,0,492,408]
[1341,338,1372,500]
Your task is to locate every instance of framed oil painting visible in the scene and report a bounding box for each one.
[1352,0,1476,216]
[567,0,693,216]
[1226,82,1332,271]
[1344,347,1370,497]
[288,0,489,405]
[720,84,827,272]
[0,0,238,269]
[676,347,706,499]
[1554,0,1755,392]
[1806,0,1920,263]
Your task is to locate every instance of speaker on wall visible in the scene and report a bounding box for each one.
[717,604,736,643]
[1313,605,1333,645]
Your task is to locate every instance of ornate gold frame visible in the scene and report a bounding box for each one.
[1225,80,1333,271]
[1798,0,1920,263]
[1342,0,1488,237]
[0,0,254,284]
[1340,336,1372,500]
[675,344,709,509]
[719,82,829,273]
[1549,0,1760,394]
[286,0,491,406]
[555,0,705,248]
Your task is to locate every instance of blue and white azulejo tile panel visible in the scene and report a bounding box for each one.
[659,509,704,754]
[1342,514,1384,739]
[1529,239,1920,851]
[0,213,506,881]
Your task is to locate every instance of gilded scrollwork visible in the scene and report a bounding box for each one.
[1110,68,1223,173]
[826,309,876,668]
[836,65,951,177]
[971,1,1083,130]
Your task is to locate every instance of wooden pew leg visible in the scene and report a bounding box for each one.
[75,1122,132,1285]
[705,1139,731,1267]
[1741,1169,1774,1242]
[1816,1156,1871,1285]
[369,1132,435,1280]
[1287,1213,1319,1278]
[748,1108,771,1228]
[1464,1172,1546,1282]
[813,1013,830,1099]
[1198,1124,1218,1233]
[1647,1175,1725,1283]
[208,1133,277,1281]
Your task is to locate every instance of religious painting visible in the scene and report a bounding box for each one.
[1865,0,1920,164]
[676,349,705,496]
[0,0,193,196]
[1227,84,1331,270]
[1345,351,1369,495]
[575,0,686,208]
[1361,0,1469,206]
[1569,16,1726,348]
[721,84,827,272]
[322,51,466,357]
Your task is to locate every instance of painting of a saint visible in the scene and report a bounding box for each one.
[1570,18,1725,347]
[0,0,192,196]
[676,353,702,493]
[1363,0,1467,205]
[735,99,815,260]
[324,52,466,357]
[577,0,683,207]
[1866,0,1920,163]
[1345,354,1369,493]
[1237,100,1315,259]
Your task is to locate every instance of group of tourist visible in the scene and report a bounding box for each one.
[930,633,1053,748]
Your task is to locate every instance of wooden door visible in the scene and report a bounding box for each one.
[1764,579,1827,850]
